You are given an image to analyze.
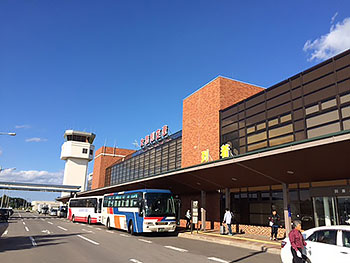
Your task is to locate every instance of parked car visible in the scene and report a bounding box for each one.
[0,208,9,222]
[58,206,67,218]
[49,208,58,216]
[41,206,49,215]
[281,225,350,263]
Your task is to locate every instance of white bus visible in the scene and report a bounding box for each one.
[68,196,103,224]
[102,189,176,234]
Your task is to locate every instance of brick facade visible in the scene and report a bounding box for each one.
[91,147,135,189]
[182,76,263,168]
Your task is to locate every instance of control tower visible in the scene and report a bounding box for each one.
[61,130,96,195]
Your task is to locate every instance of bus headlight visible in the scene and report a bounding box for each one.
[145,222,154,226]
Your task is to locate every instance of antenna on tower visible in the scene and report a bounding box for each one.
[132,140,140,149]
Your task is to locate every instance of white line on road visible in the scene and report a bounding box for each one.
[4,230,8,235]
[40,219,45,221]
[208,257,229,263]
[129,259,143,263]
[25,226,29,232]
[82,229,94,233]
[77,235,99,245]
[22,221,26,225]
[96,228,102,231]
[138,239,152,244]
[48,222,53,225]
[57,226,67,231]
[18,213,22,217]
[29,236,37,247]
[120,233,129,237]
[87,225,93,228]
[164,246,188,253]
[106,230,114,233]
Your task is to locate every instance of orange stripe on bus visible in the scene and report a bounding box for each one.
[114,215,121,229]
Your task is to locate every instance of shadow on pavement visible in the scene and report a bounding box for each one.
[229,246,268,262]
[0,233,82,253]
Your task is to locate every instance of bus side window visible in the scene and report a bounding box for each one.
[103,197,108,207]
[107,196,113,207]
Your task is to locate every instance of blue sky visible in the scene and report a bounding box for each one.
[1,0,349,201]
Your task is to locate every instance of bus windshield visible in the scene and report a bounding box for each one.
[144,193,175,217]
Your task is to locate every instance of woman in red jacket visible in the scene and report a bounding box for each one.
[289,220,307,263]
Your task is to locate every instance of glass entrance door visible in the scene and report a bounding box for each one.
[312,197,337,227]
[337,196,350,225]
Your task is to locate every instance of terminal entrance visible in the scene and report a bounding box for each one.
[311,186,350,227]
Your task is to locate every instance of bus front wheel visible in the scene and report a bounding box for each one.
[72,215,75,223]
[87,216,91,225]
[128,221,134,235]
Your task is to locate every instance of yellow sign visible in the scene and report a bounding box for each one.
[201,149,209,163]
[220,144,231,158]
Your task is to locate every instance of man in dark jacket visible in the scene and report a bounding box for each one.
[268,210,280,240]
[289,220,307,263]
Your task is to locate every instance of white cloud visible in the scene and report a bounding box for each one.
[331,12,338,24]
[15,124,31,129]
[25,137,48,142]
[303,17,350,61]
[0,169,64,185]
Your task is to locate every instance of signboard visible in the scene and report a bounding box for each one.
[140,125,169,148]
[201,149,209,163]
[220,144,231,158]
[191,200,199,232]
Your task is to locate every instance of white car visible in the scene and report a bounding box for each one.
[281,225,350,263]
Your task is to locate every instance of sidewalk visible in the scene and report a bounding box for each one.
[178,229,282,255]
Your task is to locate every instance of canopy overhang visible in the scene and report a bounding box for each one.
[58,130,350,202]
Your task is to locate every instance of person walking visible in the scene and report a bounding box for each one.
[185,209,191,229]
[223,208,233,236]
[289,220,307,263]
[268,210,280,240]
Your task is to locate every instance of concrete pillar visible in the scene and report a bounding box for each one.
[201,190,206,231]
[282,183,292,235]
[225,188,230,209]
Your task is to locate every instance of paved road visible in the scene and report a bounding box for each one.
[0,211,281,263]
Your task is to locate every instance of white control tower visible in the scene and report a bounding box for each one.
[61,130,96,195]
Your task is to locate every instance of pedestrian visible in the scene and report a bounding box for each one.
[289,220,307,263]
[222,208,233,235]
[268,209,280,240]
[185,209,191,229]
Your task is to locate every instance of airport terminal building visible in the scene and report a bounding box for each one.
[69,49,350,237]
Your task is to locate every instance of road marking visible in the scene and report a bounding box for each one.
[23,221,26,225]
[138,239,152,244]
[4,230,8,235]
[48,222,53,225]
[41,230,51,234]
[120,233,129,237]
[29,236,37,247]
[164,246,188,252]
[208,257,229,263]
[77,235,99,245]
[57,226,67,231]
[130,259,143,263]
[87,225,93,228]
[18,213,22,217]
[106,230,114,233]
[25,226,29,232]
[82,229,94,233]
[96,228,102,231]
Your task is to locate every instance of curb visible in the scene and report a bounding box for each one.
[178,232,281,255]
